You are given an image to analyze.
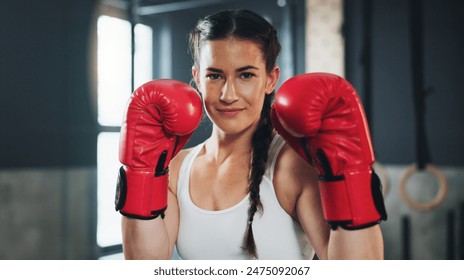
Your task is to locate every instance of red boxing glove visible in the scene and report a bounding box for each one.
[271,72,387,229]
[115,79,203,219]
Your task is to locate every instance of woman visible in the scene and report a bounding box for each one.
[120,9,384,260]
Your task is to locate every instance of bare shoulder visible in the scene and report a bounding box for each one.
[273,143,319,219]
[274,143,318,192]
[168,148,194,196]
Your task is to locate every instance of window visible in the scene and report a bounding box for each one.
[96,15,153,249]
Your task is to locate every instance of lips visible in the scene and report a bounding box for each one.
[216,107,244,116]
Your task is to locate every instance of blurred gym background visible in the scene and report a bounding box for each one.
[0,0,463,259]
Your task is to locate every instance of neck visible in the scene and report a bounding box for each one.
[205,124,257,164]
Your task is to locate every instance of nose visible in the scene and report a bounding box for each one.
[220,81,239,103]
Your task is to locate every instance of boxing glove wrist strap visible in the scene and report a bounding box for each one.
[318,166,384,230]
[115,166,168,220]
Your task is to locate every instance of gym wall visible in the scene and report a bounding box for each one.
[0,0,463,259]
[344,0,464,259]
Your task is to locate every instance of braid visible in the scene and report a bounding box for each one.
[189,9,281,259]
[242,93,274,259]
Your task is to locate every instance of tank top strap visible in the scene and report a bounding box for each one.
[265,134,286,181]
[177,143,204,194]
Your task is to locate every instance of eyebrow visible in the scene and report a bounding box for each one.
[206,65,260,73]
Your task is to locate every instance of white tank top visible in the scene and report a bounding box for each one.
[176,135,315,260]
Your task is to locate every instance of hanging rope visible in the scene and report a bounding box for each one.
[361,0,390,197]
[399,0,447,211]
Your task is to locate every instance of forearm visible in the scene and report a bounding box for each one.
[121,217,171,259]
[328,225,384,260]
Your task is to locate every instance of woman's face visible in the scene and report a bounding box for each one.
[193,38,279,135]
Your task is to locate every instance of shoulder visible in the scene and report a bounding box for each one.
[168,148,194,196]
[273,142,320,219]
[274,143,318,193]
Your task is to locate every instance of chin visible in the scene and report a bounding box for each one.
[216,123,246,135]
[214,119,257,136]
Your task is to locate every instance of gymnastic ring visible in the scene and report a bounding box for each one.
[399,163,448,211]
[372,161,390,198]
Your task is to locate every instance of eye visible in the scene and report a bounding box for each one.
[240,72,255,79]
[206,73,222,80]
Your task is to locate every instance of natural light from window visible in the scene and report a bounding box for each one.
[97,15,153,247]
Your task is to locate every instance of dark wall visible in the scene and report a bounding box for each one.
[0,0,306,168]
[144,0,306,81]
[0,0,99,168]
[345,0,464,166]
[1,0,463,260]
[2,0,462,168]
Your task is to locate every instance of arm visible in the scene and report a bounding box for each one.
[116,80,202,259]
[278,145,384,260]
[121,210,171,259]
[273,144,330,259]
[121,185,179,259]
[272,73,387,259]
[298,193,384,260]
[327,224,383,259]
[122,150,189,259]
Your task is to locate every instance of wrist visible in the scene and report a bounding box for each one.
[116,166,168,219]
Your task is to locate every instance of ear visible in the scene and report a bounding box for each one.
[192,66,201,90]
[265,66,280,95]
